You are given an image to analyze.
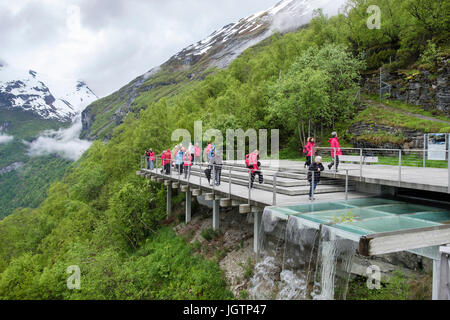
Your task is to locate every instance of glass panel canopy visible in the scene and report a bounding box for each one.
[267,197,449,238]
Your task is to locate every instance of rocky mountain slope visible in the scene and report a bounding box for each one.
[81,0,345,140]
[0,63,98,122]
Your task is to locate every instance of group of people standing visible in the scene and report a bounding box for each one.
[157,142,202,178]
[303,132,342,200]
[143,132,342,201]
[144,143,264,190]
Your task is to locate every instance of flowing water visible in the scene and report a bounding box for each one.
[250,209,357,300]
[249,197,448,300]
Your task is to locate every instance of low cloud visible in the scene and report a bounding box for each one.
[25,116,91,161]
[0,134,13,144]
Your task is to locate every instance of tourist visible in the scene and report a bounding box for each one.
[205,142,212,162]
[175,147,184,175]
[163,149,172,174]
[308,156,325,200]
[210,149,223,186]
[194,143,201,164]
[304,137,315,168]
[188,142,195,163]
[144,149,150,169]
[328,132,342,171]
[246,150,263,189]
[183,149,192,179]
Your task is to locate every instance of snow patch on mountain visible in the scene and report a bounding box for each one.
[171,0,346,69]
[0,64,98,122]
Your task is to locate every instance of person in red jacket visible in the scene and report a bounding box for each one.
[246,150,263,189]
[163,149,172,174]
[328,132,342,171]
[304,137,315,168]
[145,148,155,170]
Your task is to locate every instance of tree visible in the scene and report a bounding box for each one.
[268,44,364,145]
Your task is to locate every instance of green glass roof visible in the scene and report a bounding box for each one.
[267,197,448,238]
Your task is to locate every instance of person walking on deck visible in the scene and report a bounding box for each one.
[308,156,324,200]
[205,142,212,162]
[175,148,184,175]
[194,143,201,164]
[144,149,151,169]
[246,150,263,189]
[145,148,155,170]
[188,142,195,163]
[163,149,172,174]
[304,138,315,168]
[183,150,192,179]
[328,132,342,171]
[210,150,223,186]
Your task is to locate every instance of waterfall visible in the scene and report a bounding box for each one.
[250,209,357,300]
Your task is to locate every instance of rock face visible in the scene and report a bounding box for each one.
[362,59,450,115]
[80,0,346,140]
[348,122,426,149]
[0,162,24,175]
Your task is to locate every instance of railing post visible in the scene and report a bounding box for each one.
[311,165,315,201]
[398,149,402,187]
[228,165,232,197]
[273,172,277,206]
[359,148,363,181]
[334,147,337,176]
[345,169,349,201]
[448,148,450,194]
[248,171,252,205]
[423,134,427,168]
[212,165,215,192]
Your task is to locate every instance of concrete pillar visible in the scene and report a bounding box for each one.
[212,199,220,231]
[186,187,191,224]
[167,184,172,218]
[433,259,441,300]
[253,210,262,254]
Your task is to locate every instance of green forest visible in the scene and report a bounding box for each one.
[0,0,448,299]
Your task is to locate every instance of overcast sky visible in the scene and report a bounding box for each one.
[0,0,279,97]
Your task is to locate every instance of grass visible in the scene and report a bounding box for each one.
[354,106,450,133]
[363,94,450,122]
[0,110,69,140]
[347,270,432,300]
[201,228,221,242]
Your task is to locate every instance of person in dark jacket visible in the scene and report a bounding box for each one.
[308,156,325,200]
[210,150,223,186]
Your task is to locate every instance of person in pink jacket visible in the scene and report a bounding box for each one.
[194,143,201,164]
[183,150,192,179]
[328,132,343,171]
[304,137,315,168]
[246,150,263,188]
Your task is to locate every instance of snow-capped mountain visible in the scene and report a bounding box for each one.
[0,63,98,122]
[171,0,345,68]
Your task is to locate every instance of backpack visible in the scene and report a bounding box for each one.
[245,154,250,167]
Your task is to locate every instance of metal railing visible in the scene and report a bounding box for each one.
[313,147,449,192]
[140,154,352,205]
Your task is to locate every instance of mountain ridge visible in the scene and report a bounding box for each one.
[80,0,346,140]
[0,64,98,123]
